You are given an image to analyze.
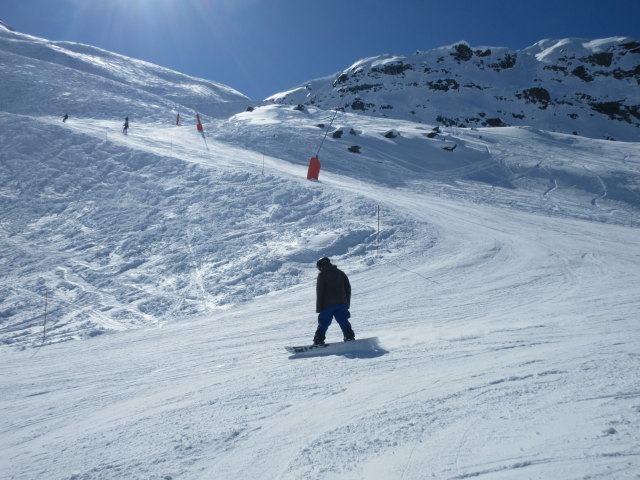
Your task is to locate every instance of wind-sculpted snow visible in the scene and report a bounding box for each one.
[1,26,640,480]
[0,25,250,120]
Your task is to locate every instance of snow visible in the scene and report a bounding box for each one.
[1,27,640,480]
[268,36,640,142]
[531,37,634,62]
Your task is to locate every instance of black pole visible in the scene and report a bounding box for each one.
[377,205,380,254]
[42,289,48,344]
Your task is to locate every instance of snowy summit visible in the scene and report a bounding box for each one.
[1,24,639,480]
[268,37,640,141]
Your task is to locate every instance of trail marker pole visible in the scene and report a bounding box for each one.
[42,289,48,344]
[196,114,208,150]
[377,205,380,255]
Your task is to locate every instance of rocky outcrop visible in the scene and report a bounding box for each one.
[267,37,640,141]
[517,88,551,108]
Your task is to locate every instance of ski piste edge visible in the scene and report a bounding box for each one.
[284,337,381,356]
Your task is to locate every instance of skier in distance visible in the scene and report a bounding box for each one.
[123,116,129,135]
[313,257,355,345]
[62,113,68,123]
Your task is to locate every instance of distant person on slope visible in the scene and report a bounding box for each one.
[313,257,355,345]
[123,116,129,135]
[62,113,68,123]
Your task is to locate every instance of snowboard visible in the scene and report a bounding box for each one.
[285,337,380,356]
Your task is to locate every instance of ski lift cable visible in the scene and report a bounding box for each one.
[313,72,352,159]
[315,107,340,158]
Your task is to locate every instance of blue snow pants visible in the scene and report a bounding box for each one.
[317,305,352,334]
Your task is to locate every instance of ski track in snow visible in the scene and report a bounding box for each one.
[2,112,640,480]
[1,26,640,480]
[2,114,639,478]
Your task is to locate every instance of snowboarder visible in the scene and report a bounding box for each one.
[62,113,68,123]
[123,116,129,135]
[313,257,355,345]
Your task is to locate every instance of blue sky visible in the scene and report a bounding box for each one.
[2,0,639,100]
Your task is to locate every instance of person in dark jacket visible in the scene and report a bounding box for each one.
[62,113,68,123]
[313,257,355,345]
[123,116,129,135]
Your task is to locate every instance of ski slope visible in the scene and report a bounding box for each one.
[2,107,639,479]
[1,24,640,479]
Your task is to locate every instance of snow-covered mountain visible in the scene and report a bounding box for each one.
[268,38,640,141]
[0,21,250,120]
[1,24,639,480]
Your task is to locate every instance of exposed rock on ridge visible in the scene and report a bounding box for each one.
[267,38,640,141]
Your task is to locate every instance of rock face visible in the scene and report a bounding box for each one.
[267,37,640,141]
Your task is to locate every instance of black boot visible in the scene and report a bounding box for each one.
[313,330,326,345]
[343,327,355,342]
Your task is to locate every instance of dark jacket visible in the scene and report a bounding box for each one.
[316,264,351,313]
